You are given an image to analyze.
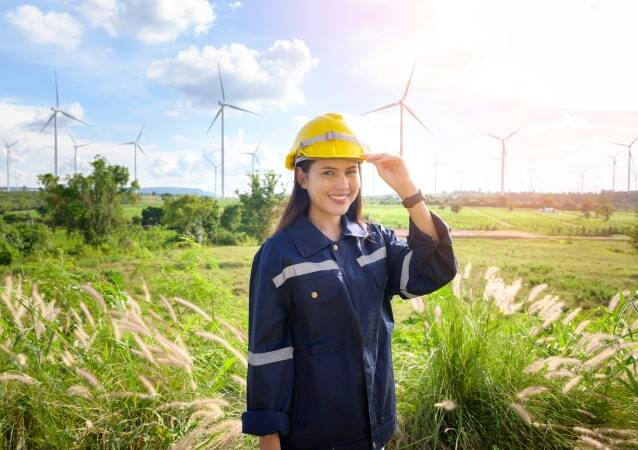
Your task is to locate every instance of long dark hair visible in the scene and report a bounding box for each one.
[274,159,367,234]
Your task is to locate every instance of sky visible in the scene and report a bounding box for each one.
[1,0,638,196]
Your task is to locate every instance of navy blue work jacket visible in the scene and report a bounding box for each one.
[241,211,457,449]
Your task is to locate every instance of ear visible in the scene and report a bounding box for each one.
[296,167,308,189]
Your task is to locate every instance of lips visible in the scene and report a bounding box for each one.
[328,194,350,204]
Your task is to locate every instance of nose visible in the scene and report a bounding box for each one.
[336,172,350,191]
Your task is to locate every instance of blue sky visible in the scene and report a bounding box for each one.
[1,0,638,195]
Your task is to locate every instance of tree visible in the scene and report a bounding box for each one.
[580,198,594,219]
[236,171,285,241]
[162,195,220,243]
[141,206,164,226]
[220,204,242,231]
[451,202,462,214]
[37,156,138,243]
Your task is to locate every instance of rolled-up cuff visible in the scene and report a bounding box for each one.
[408,210,453,247]
[241,410,290,436]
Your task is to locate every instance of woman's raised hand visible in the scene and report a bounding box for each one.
[364,152,419,199]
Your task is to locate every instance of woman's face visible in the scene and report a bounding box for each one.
[297,159,361,217]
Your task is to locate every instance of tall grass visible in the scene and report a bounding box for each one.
[391,266,638,449]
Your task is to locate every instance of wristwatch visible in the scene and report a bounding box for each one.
[401,189,425,208]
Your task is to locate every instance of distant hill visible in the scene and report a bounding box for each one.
[138,187,215,196]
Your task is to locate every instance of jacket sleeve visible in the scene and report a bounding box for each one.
[241,242,294,437]
[380,210,458,299]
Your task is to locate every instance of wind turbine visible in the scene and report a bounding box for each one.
[363,61,431,157]
[2,139,18,192]
[120,123,149,184]
[431,154,445,194]
[68,131,91,175]
[206,63,258,199]
[203,153,219,198]
[40,71,89,177]
[610,136,638,191]
[241,141,261,176]
[606,150,621,191]
[456,162,467,192]
[482,125,525,193]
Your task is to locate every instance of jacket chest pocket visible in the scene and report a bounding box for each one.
[364,263,388,293]
[292,273,341,308]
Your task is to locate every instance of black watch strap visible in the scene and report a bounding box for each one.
[401,189,425,208]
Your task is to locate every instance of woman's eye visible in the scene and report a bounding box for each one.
[347,170,358,175]
[323,171,334,176]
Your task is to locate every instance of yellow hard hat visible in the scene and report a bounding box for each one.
[284,113,366,170]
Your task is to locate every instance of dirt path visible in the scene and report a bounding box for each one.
[393,229,630,240]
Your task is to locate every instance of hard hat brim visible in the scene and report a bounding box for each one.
[285,140,366,170]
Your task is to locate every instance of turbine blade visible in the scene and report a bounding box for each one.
[8,141,19,148]
[630,136,638,148]
[136,122,146,143]
[505,124,525,140]
[120,141,135,145]
[482,131,502,140]
[78,143,92,148]
[55,70,59,107]
[403,103,432,134]
[67,130,77,146]
[218,63,226,102]
[206,107,223,134]
[225,103,258,115]
[610,141,628,148]
[40,113,55,132]
[402,60,417,101]
[362,102,400,115]
[59,110,90,126]
[138,144,150,161]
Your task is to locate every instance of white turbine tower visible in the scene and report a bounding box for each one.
[68,131,91,175]
[203,153,219,198]
[606,150,621,191]
[363,61,431,157]
[120,123,149,184]
[242,141,261,176]
[2,139,18,192]
[40,71,89,177]
[430,154,445,194]
[610,136,638,191]
[482,125,525,193]
[206,64,258,199]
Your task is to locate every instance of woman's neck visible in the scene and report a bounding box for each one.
[307,205,342,242]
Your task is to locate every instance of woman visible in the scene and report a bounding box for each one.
[241,113,457,450]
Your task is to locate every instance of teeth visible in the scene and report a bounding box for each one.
[329,195,348,200]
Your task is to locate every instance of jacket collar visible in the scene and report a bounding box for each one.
[287,214,368,257]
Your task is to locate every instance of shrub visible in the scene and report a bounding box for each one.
[220,204,242,232]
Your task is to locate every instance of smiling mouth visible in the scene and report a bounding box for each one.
[328,194,350,202]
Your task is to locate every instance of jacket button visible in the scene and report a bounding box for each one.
[332,244,338,251]
[311,291,318,299]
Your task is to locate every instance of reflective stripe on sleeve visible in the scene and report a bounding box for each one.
[272,259,340,288]
[399,250,420,298]
[248,346,294,366]
[356,246,387,267]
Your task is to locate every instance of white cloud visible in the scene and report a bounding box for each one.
[146,39,319,110]
[227,1,242,10]
[79,0,215,43]
[6,4,82,51]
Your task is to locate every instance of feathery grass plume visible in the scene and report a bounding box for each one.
[108,391,153,400]
[216,317,248,342]
[594,428,638,438]
[574,426,597,437]
[170,414,218,450]
[434,304,442,324]
[562,375,582,393]
[67,384,92,399]
[189,409,224,421]
[204,419,243,450]
[132,333,157,366]
[546,357,581,371]
[73,325,92,350]
[484,266,499,280]
[2,275,23,329]
[160,295,178,323]
[138,374,157,397]
[434,399,456,411]
[173,296,212,322]
[15,353,27,368]
[190,398,230,410]
[146,308,166,325]
[575,320,592,335]
[510,402,532,425]
[524,358,547,374]
[608,292,622,312]
[423,320,430,333]
[452,273,462,298]
[81,284,107,310]
[0,372,37,384]
[411,296,425,313]
[562,307,582,325]
[76,368,99,387]
[61,350,75,367]
[141,277,151,302]
[231,375,246,388]
[576,436,610,450]
[544,369,574,380]
[577,332,615,355]
[584,347,617,370]
[195,331,248,368]
[516,386,548,400]
[111,319,121,341]
[525,283,547,304]
[79,302,96,329]
[154,332,193,369]
[463,261,472,279]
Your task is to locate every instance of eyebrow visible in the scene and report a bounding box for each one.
[320,165,358,170]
